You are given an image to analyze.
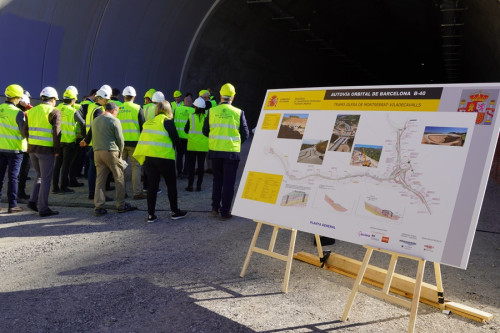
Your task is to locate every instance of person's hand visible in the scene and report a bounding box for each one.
[80,140,87,147]
[54,153,59,157]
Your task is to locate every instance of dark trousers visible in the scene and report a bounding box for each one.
[71,141,86,180]
[0,152,23,208]
[175,138,188,176]
[53,142,77,190]
[186,150,207,188]
[18,152,30,194]
[144,157,178,215]
[211,158,239,216]
[87,147,96,195]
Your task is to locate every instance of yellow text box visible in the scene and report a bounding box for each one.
[261,113,282,130]
[242,171,283,204]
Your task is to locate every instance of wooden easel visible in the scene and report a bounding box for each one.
[240,220,323,293]
[341,246,444,333]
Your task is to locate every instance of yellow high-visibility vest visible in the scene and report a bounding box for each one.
[208,104,241,152]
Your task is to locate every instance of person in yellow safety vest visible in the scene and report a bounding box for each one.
[52,89,85,195]
[117,86,146,200]
[80,88,97,120]
[23,86,62,217]
[133,100,187,223]
[110,87,123,107]
[202,83,249,221]
[80,89,111,200]
[171,90,183,112]
[173,95,194,178]
[183,97,209,192]
[0,84,26,213]
[146,91,165,120]
[200,89,217,109]
[143,88,156,105]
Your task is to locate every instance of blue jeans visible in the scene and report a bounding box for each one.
[0,152,23,208]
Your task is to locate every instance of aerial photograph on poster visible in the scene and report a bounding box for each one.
[328,114,360,152]
[421,126,467,146]
[297,139,328,165]
[277,113,309,139]
[350,144,383,168]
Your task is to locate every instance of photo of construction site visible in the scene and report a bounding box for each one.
[297,139,328,165]
[421,126,467,146]
[277,113,309,139]
[350,144,383,168]
[280,190,309,207]
[328,114,360,152]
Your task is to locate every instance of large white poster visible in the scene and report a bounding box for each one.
[233,84,500,269]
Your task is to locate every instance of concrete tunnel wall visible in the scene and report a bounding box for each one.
[1,0,500,129]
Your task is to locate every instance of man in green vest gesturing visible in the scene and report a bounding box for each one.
[203,83,249,220]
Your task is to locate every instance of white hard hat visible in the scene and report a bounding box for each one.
[20,94,30,105]
[152,91,165,103]
[193,97,206,109]
[40,86,59,100]
[123,86,136,97]
[96,89,111,99]
[100,85,112,95]
[66,85,78,95]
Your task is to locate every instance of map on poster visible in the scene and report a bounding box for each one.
[232,84,500,269]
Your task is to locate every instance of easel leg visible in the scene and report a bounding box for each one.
[240,222,263,277]
[341,247,374,321]
[434,262,445,310]
[314,234,323,258]
[282,229,297,293]
[408,259,426,333]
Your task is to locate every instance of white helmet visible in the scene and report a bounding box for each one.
[96,89,111,99]
[100,85,112,95]
[66,85,78,95]
[193,97,206,109]
[123,86,136,97]
[152,91,165,103]
[40,87,59,100]
[20,94,30,105]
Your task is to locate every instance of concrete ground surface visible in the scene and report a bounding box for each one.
[1,138,499,332]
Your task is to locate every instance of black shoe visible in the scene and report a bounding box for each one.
[27,201,38,212]
[52,188,60,194]
[39,209,59,217]
[68,181,84,187]
[185,187,193,192]
[313,236,336,246]
[94,208,107,216]
[117,203,137,213]
[18,192,30,200]
[196,186,202,192]
[88,194,94,200]
[59,188,75,194]
[171,210,187,220]
[147,214,158,223]
[220,214,233,221]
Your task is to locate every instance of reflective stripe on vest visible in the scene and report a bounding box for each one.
[187,113,208,152]
[0,103,23,151]
[133,114,175,165]
[208,104,241,152]
[174,105,193,139]
[27,103,54,147]
[118,102,141,141]
[59,103,77,143]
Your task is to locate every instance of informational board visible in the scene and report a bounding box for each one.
[232,83,500,269]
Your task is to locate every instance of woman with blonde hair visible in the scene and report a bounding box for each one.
[133,101,187,222]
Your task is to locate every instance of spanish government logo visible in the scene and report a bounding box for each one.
[267,95,278,107]
[457,89,499,125]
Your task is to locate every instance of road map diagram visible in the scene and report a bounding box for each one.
[233,84,500,268]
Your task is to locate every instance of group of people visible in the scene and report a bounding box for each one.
[0,82,249,222]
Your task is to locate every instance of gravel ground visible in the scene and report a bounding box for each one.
[1,139,499,332]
